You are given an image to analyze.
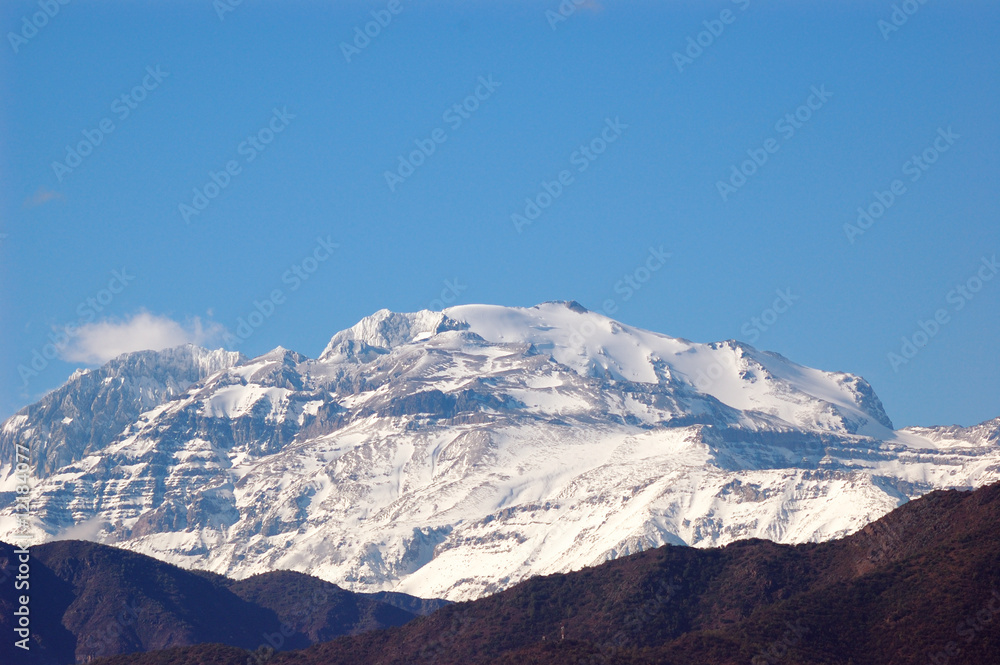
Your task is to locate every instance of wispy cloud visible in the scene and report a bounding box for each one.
[23,186,64,208]
[50,517,110,542]
[60,311,228,365]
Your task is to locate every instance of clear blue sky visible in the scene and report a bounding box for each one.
[1,1,997,428]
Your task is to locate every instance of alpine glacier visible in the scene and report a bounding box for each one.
[2,302,998,601]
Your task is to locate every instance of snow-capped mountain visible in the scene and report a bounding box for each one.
[2,302,998,601]
[0,345,244,476]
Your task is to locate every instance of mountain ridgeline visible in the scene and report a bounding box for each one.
[80,482,1000,665]
[1,303,998,603]
[0,539,446,665]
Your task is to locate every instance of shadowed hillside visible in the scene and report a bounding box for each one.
[91,483,1000,665]
[0,540,438,664]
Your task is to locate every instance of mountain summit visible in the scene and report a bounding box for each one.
[2,303,998,600]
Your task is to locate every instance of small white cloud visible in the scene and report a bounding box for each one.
[23,186,63,208]
[60,311,228,365]
[50,517,109,542]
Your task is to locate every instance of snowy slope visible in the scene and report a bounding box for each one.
[0,345,244,478]
[1,302,997,601]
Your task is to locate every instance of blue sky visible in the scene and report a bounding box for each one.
[1,0,997,428]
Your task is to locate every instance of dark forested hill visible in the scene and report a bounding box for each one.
[0,540,435,664]
[91,483,1000,665]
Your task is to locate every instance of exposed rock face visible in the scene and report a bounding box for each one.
[0,345,244,476]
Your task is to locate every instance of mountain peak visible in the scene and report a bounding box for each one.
[0,344,246,478]
[2,303,994,603]
[319,309,468,361]
[314,303,892,434]
[536,300,589,314]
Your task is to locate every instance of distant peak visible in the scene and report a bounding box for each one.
[537,300,589,314]
[67,367,92,382]
[257,346,306,364]
[106,344,244,367]
[320,309,468,361]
